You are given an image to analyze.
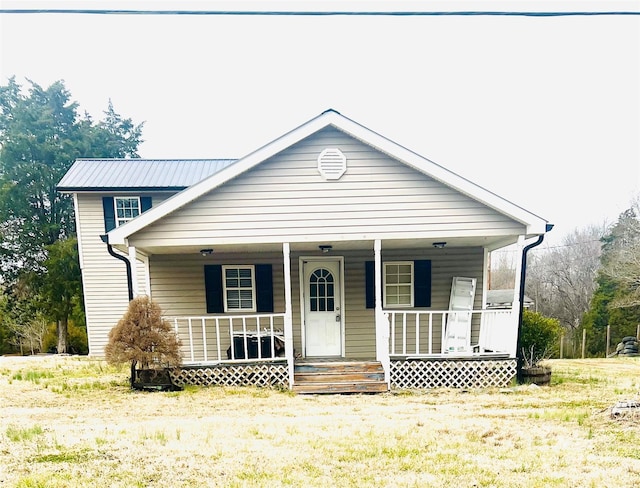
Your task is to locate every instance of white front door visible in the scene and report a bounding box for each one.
[303,259,342,357]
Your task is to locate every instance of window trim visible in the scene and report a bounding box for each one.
[383,261,414,308]
[222,265,257,313]
[114,196,141,227]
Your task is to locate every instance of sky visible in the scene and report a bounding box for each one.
[1,0,639,247]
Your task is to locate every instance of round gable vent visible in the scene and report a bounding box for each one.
[317,148,347,180]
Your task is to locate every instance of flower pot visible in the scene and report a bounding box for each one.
[521,366,551,386]
[132,368,182,391]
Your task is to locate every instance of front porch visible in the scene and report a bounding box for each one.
[167,356,517,392]
[168,308,519,391]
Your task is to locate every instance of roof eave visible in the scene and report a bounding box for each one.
[57,186,189,193]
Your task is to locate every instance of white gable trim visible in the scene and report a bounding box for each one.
[107,110,548,245]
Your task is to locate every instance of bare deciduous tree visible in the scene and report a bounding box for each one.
[599,198,640,309]
[526,224,606,331]
[489,250,517,290]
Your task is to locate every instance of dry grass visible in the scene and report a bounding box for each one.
[1,356,639,487]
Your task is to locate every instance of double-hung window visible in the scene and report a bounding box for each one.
[223,266,256,312]
[114,197,141,227]
[383,261,414,307]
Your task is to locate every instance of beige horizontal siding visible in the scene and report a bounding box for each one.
[75,192,173,357]
[147,246,485,360]
[130,128,525,248]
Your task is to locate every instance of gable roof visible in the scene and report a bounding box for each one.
[107,109,549,245]
[57,158,236,192]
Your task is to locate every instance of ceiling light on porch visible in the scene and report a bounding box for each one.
[432,242,447,249]
[319,245,333,253]
[200,248,213,256]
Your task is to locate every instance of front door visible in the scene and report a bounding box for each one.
[303,259,342,357]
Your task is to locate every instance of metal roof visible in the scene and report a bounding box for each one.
[57,159,237,191]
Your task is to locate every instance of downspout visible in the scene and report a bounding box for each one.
[100,235,134,301]
[515,223,554,383]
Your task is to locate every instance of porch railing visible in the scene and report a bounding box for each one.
[169,313,286,365]
[387,309,516,358]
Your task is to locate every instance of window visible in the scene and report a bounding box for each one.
[223,266,256,312]
[309,268,335,312]
[114,197,141,227]
[383,262,414,307]
[102,196,151,232]
[204,264,273,314]
[366,260,431,309]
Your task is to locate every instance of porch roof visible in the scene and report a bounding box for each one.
[106,110,550,248]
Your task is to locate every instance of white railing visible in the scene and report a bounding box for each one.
[169,313,287,364]
[387,309,516,358]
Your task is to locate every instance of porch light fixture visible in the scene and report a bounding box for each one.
[200,248,213,256]
[432,242,447,249]
[318,245,333,253]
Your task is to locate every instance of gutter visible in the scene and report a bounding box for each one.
[516,223,554,383]
[100,234,134,301]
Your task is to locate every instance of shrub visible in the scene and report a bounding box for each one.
[105,296,182,371]
[521,309,562,366]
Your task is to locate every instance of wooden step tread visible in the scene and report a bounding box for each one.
[294,362,384,374]
[293,381,389,394]
[294,372,385,383]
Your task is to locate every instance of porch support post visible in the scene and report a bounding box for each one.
[374,239,390,386]
[128,246,139,297]
[282,242,295,389]
[511,235,526,358]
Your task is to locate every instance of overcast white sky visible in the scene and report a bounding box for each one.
[1,1,639,246]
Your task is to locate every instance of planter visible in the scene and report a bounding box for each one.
[132,368,182,392]
[521,366,552,386]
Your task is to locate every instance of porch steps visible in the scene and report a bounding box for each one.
[293,360,388,394]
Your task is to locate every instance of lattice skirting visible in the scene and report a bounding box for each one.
[390,358,517,389]
[169,362,288,388]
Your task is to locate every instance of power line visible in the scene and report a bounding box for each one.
[0,9,639,17]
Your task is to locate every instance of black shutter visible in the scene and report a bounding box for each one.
[204,265,224,313]
[140,196,152,212]
[102,197,116,232]
[255,264,274,313]
[365,261,375,309]
[414,260,432,307]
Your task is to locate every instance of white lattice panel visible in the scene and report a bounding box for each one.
[390,359,516,389]
[170,363,288,388]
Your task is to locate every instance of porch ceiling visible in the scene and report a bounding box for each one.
[129,235,523,256]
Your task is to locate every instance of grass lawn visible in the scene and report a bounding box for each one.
[1,355,639,487]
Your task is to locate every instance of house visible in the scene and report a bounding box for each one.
[486,290,534,310]
[57,110,551,393]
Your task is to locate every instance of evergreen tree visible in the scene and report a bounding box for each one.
[0,77,143,353]
[583,205,640,356]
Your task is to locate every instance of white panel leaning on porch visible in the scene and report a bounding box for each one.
[444,277,477,354]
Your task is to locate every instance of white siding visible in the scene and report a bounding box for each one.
[75,193,172,357]
[129,128,526,248]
